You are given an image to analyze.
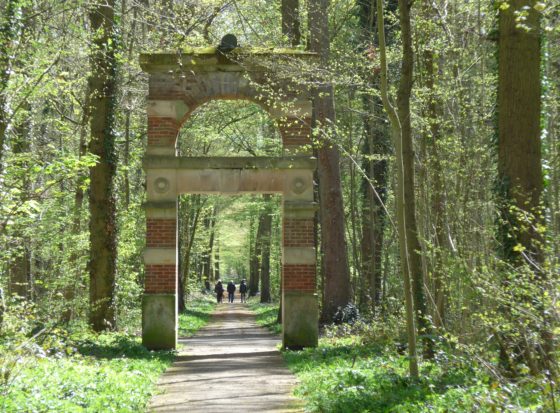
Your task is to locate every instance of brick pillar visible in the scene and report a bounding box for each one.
[271,100,313,155]
[279,116,312,153]
[282,201,319,349]
[142,105,181,350]
[280,104,318,348]
[142,202,177,350]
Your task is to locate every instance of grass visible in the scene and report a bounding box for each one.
[283,335,553,413]
[247,302,554,412]
[248,299,282,335]
[178,294,216,337]
[0,295,216,412]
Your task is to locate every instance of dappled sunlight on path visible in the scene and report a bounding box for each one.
[149,303,302,412]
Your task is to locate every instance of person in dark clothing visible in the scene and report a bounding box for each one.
[214,280,224,303]
[227,281,236,303]
[239,279,248,303]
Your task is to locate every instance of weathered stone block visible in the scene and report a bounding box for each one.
[282,291,318,349]
[142,294,177,350]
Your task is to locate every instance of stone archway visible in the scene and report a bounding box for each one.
[140,45,319,350]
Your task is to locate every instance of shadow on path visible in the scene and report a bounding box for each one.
[148,303,302,413]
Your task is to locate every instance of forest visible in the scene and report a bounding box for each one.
[0,0,559,411]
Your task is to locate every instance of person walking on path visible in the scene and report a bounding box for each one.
[214,280,224,303]
[227,281,236,303]
[239,279,248,303]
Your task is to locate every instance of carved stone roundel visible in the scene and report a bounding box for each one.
[291,177,306,194]
[154,177,170,194]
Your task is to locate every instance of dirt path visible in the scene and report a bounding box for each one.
[148,303,303,412]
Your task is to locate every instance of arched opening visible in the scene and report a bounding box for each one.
[177,100,282,157]
[141,48,318,351]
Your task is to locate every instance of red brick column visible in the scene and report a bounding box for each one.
[145,217,177,294]
[282,217,316,293]
[146,115,179,156]
[143,106,180,349]
[279,117,312,151]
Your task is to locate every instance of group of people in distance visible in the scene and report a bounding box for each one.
[214,279,248,303]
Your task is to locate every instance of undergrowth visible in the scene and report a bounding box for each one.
[248,300,281,335]
[250,302,557,412]
[0,295,216,412]
[178,294,216,337]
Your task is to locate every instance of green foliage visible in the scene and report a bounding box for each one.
[284,329,556,413]
[248,301,281,335]
[178,294,216,337]
[1,329,173,412]
[0,296,218,412]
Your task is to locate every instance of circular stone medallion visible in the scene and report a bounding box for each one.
[154,177,170,194]
[291,177,307,194]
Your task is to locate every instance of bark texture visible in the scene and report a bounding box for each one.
[87,0,118,331]
[396,0,433,357]
[497,0,543,263]
[281,0,301,46]
[377,0,419,377]
[309,0,352,322]
[357,0,394,312]
[260,195,273,303]
[497,0,552,372]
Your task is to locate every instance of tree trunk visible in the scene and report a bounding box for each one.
[497,0,543,267]
[249,213,265,297]
[8,110,32,299]
[202,213,215,284]
[62,89,91,323]
[178,195,204,311]
[497,0,552,372]
[377,0,418,378]
[0,0,19,172]
[260,195,273,303]
[214,238,220,280]
[421,44,449,330]
[281,0,301,46]
[396,0,433,358]
[88,0,118,331]
[357,0,394,314]
[309,0,352,323]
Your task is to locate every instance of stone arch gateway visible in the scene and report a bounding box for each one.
[140,46,319,350]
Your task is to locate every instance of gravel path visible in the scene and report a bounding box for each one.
[148,303,303,412]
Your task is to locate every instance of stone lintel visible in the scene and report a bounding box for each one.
[143,156,316,170]
[283,247,316,265]
[144,248,176,265]
[144,201,177,219]
[283,145,313,156]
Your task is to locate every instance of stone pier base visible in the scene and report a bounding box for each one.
[142,294,177,350]
[282,291,318,349]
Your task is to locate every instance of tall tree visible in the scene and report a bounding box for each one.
[249,213,264,297]
[281,0,301,46]
[0,0,20,171]
[497,0,552,371]
[87,0,119,331]
[260,195,273,303]
[309,0,352,322]
[395,0,433,357]
[357,0,395,312]
[418,1,450,330]
[377,0,418,377]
